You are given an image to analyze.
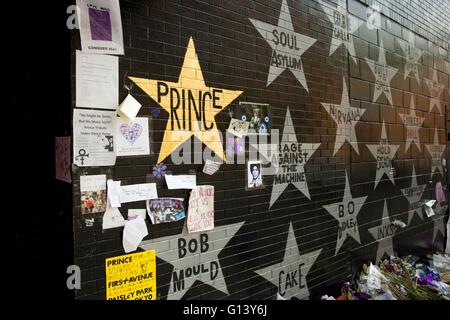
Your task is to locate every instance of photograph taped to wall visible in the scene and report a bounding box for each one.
[236,102,271,135]
[146,198,185,224]
[80,174,107,214]
[247,160,264,190]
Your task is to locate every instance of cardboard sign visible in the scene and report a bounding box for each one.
[187,186,214,233]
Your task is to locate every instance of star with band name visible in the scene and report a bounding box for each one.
[400,165,427,225]
[368,200,400,264]
[321,77,366,156]
[323,170,367,255]
[399,95,424,152]
[400,31,422,83]
[255,222,322,300]
[426,128,446,178]
[365,40,398,106]
[319,0,360,62]
[366,121,399,188]
[432,203,446,244]
[139,221,245,300]
[130,37,243,164]
[269,107,320,208]
[249,0,317,91]
[424,68,445,114]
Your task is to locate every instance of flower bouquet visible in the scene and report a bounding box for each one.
[379,257,448,300]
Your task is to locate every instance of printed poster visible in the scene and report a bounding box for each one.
[76,0,124,55]
[73,109,116,167]
[76,50,119,110]
[55,136,71,183]
[119,183,158,203]
[187,186,214,233]
[105,251,156,300]
[80,174,107,214]
[115,117,150,156]
[146,198,185,224]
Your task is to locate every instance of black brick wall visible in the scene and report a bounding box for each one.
[70,0,450,300]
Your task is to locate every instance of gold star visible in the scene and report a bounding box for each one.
[129,37,243,163]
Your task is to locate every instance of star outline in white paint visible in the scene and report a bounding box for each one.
[365,40,399,106]
[269,107,320,208]
[322,170,368,255]
[254,222,322,300]
[425,128,446,178]
[424,68,445,114]
[321,77,366,156]
[249,0,317,91]
[366,121,400,188]
[368,200,400,264]
[400,165,427,225]
[399,95,425,152]
[319,0,361,63]
[139,221,245,300]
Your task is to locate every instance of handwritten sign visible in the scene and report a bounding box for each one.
[203,159,222,175]
[120,183,158,203]
[187,186,214,233]
[228,119,249,138]
[165,175,196,190]
[105,251,156,300]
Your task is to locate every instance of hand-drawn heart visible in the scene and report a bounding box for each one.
[120,123,143,145]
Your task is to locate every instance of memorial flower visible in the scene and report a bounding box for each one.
[152,163,167,179]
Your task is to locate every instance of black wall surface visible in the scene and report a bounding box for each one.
[7,1,74,298]
[67,0,449,300]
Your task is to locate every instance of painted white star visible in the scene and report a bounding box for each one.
[321,77,366,156]
[432,205,446,244]
[366,121,400,188]
[424,68,445,114]
[400,31,422,83]
[399,95,425,152]
[139,222,245,300]
[319,0,361,62]
[400,165,427,225]
[255,222,322,300]
[366,4,382,30]
[365,40,399,106]
[368,200,400,264]
[323,170,367,255]
[249,0,317,91]
[270,107,320,208]
[426,128,446,178]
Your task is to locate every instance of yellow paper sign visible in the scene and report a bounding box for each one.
[105,250,156,300]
